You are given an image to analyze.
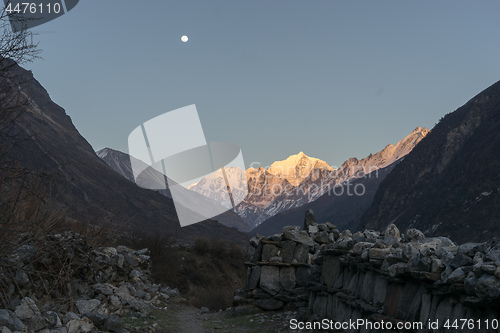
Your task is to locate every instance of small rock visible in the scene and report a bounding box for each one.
[495,266,500,279]
[384,224,400,239]
[388,263,408,277]
[15,297,40,320]
[464,272,478,295]
[339,230,352,239]
[94,283,113,296]
[283,230,315,247]
[74,299,100,315]
[0,310,23,331]
[115,285,132,302]
[303,209,317,230]
[14,271,30,288]
[66,318,94,333]
[129,270,143,280]
[481,264,496,274]
[475,275,500,300]
[84,313,108,328]
[325,222,336,230]
[443,268,466,284]
[369,248,390,260]
[102,247,118,257]
[313,231,329,244]
[103,315,122,333]
[352,242,373,256]
[405,228,425,242]
[458,243,482,257]
[45,311,62,328]
[308,225,319,234]
[449,254,473,269]
[62,312,80,326]
[431,258,445,274]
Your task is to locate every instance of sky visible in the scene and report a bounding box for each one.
[24,0,500,169]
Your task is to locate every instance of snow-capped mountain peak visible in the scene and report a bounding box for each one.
[188,167,248,209]
[189,127,429,230]
[267,151,335,186]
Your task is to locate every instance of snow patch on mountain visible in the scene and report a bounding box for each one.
[188,167,248,209]
[267,151,335,186]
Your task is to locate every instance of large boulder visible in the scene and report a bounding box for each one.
[261,244,279,261]
[259,266,280,295]
[292,244,311,264]
[279,267,296,291]
[280,241,296,263]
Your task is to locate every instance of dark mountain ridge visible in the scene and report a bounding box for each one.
[96,147,250,232]
[360,80,500,242]
[0,60,249,245]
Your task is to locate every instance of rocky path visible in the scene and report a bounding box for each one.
[130,301,293,333]
[175,306,207,333]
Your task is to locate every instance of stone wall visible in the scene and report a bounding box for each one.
[236,210,340,313]
[241,210,500,332]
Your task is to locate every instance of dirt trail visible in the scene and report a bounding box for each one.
[123,301,291,333]
[175,306,207,333]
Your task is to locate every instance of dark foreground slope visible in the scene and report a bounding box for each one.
[0,60,249,244]
[253,164,396,235]
[360,80,500,242]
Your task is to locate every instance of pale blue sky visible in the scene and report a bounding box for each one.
[26,0,500,168]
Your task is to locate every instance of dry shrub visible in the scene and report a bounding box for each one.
[126,235,249,310]
[194,237,211,255]
[189,287,235,311]
[121,232,183,287]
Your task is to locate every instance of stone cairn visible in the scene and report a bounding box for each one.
[236,210,500,331]
[0,231,179,333]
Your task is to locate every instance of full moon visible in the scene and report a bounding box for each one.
[181,35,188,43]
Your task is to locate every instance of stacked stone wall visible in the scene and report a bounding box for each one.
[241,210,500,332]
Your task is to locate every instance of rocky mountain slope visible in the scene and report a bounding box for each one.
[292,127,429,204]
[198,128,427,230]
[97,148,250,232]
[190,129,427,231]
[360,80,500,243]
[187,152,334,229]
[0,60,249,244]
[252,163,397,236]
